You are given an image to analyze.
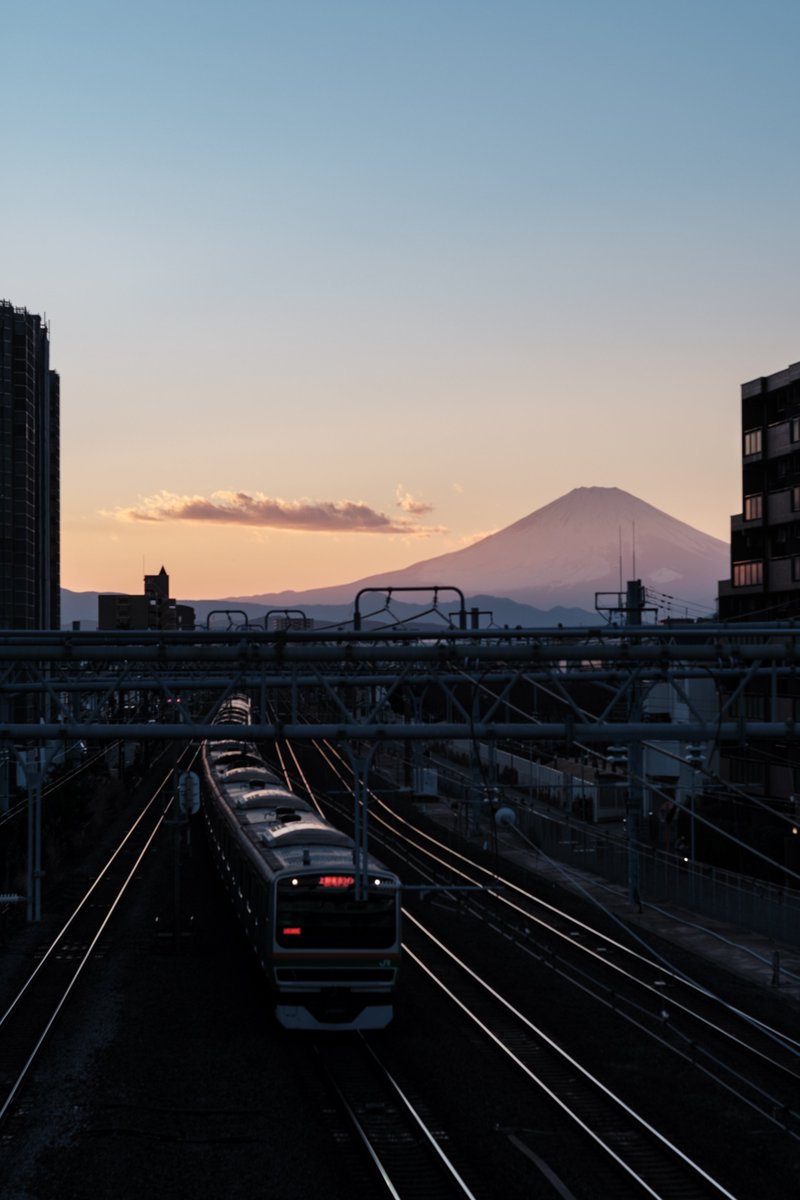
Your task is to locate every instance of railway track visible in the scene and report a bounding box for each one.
[280,735,800,1197]
[0,757,184,1135]
[403,910,735,1200]
[309,741,800,1106]
[2,722,790,1198]
[388,816,800,1136]
[313,1034,486,1200]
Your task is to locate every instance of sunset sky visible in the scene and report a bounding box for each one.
[5,1,800,600]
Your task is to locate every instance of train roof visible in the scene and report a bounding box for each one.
[233,786,309,811]
[207,740,241,753]
[260,820,353,849]
[211,751,264,770]
[202,704,394,878]
[230,806,359,869]
[217,765,278,785]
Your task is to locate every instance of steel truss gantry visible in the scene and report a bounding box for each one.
[4,621,800,921]
[0,621,798,745]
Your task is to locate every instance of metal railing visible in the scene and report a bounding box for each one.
[513,800,800,948]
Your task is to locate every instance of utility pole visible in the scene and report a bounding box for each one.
[24,748,44,922]
[597,581,648,908]
[625,580,645,910]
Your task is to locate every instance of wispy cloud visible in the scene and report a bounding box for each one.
[111,490,446,535]
[395,485,434,516]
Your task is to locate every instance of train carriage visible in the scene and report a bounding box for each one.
[200,696,401,1030]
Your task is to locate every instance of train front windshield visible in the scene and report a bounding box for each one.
[275,874,397,949]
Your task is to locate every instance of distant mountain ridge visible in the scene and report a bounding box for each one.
[61,487,729,628]
[225,487,728,615]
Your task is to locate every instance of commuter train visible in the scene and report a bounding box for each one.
[200,694,401,1030]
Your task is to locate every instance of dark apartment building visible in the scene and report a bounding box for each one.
[98,566,195,630]
[718,360,800,621]
[0,301,60,629]
[717,362,800,878]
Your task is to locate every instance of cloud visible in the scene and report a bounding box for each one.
[395,485,434,516]
[111,490,446,535]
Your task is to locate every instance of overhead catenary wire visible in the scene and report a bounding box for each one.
[454,666,800,886]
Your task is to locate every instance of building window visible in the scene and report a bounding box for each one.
[733,560,763,586]
[744,428,762,455]
[792,487,800,512]
[744,493,763,520]
[793,557,800,582]
[792,417,800,443]
[728,756,766,786]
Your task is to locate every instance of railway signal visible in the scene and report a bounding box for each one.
[178,770,200,817]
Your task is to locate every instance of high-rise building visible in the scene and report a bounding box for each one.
[718,360,800,621]
[0,301,60,630]
[716,363,800,877]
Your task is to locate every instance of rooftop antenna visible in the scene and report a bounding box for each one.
[618,527,623,592]
[631,520,636,580]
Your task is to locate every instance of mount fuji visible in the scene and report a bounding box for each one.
[219,487,729,620]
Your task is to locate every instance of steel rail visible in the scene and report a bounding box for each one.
[291,734,796,1195]
[335,742,800,1048]
[313,1035,481,1200]
[357,1034,481,1200]
[0,767,178,1126]
[281,737,796,1190]
[304,741,800,1127]
[403,912,737,1200]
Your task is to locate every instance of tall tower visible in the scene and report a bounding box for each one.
[0,301,60,630]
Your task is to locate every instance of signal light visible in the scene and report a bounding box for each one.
[282,927,302,936]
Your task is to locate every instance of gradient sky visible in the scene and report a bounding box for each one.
[4,1,800,599]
